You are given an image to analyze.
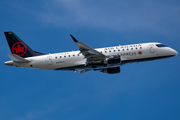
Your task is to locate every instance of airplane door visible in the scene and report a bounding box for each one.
[46,56,53,65]
[149,45,155,53]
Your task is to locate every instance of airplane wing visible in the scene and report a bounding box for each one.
[70,35,106,62]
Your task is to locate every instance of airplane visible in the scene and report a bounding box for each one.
[4,31,178,74]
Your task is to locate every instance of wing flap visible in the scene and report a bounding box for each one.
[78,69,92,74]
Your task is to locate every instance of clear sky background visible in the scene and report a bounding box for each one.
[0,0,180,120]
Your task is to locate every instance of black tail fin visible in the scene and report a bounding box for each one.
[4,31,45,58]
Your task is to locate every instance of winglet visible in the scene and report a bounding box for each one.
[70,34,78,42]
[8,54,30,62]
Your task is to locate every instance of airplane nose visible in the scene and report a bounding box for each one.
[172,49,178,56]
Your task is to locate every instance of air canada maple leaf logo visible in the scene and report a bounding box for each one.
[12,42,27,56]
[138,50,143,55]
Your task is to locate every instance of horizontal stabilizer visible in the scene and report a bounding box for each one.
[8,54,30,62]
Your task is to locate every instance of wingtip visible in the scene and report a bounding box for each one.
[70,34,78,42]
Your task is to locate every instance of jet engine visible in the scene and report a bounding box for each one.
[100,66,121,74]
[87,55,121,68]
[104,55,121,64]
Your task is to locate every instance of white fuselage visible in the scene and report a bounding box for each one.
[6,42,177,71]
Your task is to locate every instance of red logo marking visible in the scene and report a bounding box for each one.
[12,42,27,56]
[138,50,143,55]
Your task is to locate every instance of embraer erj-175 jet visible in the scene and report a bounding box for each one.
[4,32,178,74]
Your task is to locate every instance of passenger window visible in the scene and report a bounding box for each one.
[109,51,111,52]
[127,49,129,50]
[140,47,142,49]
[73,55,75,57]
[118,49,120,51]
[105,51,107,53]
[64,56,66,58]
[122,49,124,51]
[69,55,70,57]
[60,56,61,58]
[114,50,116,52]
[131,48,133,50]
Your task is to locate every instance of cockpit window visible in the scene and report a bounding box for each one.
[156,44,168,47]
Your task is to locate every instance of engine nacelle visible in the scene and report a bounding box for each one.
[101,66,121,74]
[104,55,121,64]
[87,55,121,67]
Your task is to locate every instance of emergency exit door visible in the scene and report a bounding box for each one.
[149,45,155,53]
[46,56,52,65]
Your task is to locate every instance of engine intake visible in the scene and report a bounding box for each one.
[104,55,121,64]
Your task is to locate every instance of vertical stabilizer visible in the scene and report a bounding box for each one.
[4,31,44,58]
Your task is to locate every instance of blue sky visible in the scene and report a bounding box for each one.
[0,0,180,120]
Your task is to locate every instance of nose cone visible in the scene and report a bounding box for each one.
[172,49,178,56]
